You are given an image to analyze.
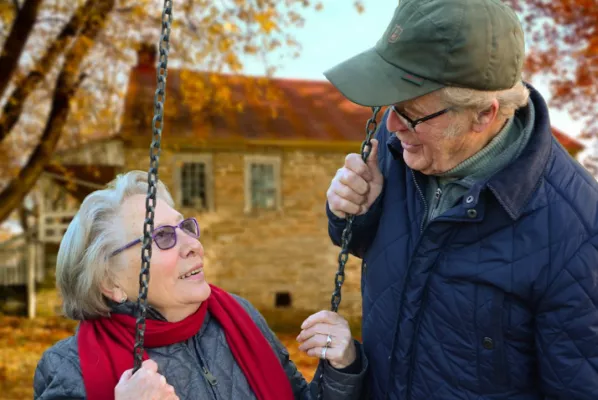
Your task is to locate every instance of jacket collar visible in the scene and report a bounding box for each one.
[387,83,552,220]
[110,299,167,321]
[484,84,552,219]
[109,299,211,338]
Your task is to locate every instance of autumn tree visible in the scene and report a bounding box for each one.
[0,0,364,225]
[504,0,597,174]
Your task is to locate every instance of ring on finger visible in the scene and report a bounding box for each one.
[326,334,332,347]
[321,346,328,360]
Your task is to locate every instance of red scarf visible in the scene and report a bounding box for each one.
[78,285,294,400]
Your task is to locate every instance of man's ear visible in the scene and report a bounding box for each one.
[472,99,500,133]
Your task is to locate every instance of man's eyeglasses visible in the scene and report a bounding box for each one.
[391,105,452,132]
[111,217,200,257]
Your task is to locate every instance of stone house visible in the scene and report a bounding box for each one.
[7,45,584,322]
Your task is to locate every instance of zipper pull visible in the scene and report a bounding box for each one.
[202,366,218,386]
[435,188,442,200]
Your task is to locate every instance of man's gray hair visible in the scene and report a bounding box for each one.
[440,80,530,122]
[56,170,174,320]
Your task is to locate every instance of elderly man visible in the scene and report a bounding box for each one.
[324,0,598,399]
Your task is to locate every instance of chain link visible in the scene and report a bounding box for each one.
[137,0,380,386]
[133,0,172,374]
[315,105,381,399]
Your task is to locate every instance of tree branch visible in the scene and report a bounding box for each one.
[0,0,95,142]
[0,0,44,96]
[0,0,116,224]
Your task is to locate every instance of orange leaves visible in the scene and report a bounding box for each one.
[0,2,14,28]
[504,0,597,138]
[0,0,355,201]
[254,9,279,34]
[279,334,319,380]
[0,314,78,399]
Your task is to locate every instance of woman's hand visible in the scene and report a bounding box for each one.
[297,310,357,369]
[115,359,179,400]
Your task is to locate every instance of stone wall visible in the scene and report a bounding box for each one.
[124,146,364,322]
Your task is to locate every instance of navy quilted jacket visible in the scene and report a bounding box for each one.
[327,85,598,400]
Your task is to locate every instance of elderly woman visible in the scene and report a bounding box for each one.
[33,170,367,400]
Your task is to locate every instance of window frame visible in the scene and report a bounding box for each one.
[244,155,282,213]
[173,153,214,212]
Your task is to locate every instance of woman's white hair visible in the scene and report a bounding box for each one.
[56,170,174,320]
[440,80,530,124]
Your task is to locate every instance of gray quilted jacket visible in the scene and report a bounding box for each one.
[33,294,368,399]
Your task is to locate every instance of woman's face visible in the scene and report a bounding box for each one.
[111,194,210,322]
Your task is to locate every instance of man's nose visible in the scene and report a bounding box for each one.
[386,107,410,132]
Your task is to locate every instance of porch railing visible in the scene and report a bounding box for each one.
[38,211,76,243]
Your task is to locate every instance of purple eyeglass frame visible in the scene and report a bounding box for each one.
[110,217,200,257]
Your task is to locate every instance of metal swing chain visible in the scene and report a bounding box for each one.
[315,105,381,399]
[132,0,380,387]
[133,0,173,373]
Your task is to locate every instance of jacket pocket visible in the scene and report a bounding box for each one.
[475,284,510,389]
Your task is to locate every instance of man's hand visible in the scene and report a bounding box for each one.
[327,139,383,218]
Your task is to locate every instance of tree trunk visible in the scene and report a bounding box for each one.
[0,0,43,96]
[0,0,116,224]
[0,0,95,142]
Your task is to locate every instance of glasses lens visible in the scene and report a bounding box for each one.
[154,226,176,249]
[181,218,199,237]
[392,107,413,131]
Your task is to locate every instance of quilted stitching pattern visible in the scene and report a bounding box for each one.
[327,86,598,400]
[33,295,368,399]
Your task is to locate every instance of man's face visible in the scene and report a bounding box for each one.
[386,92,473,175]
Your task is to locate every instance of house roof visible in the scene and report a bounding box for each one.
[120,65,380,150]
[121,63,584,154]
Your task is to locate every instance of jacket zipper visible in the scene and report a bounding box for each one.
[201,364,218,386]
[435,187,442,201]
[191,342,219,399]
[384,169,429,399]
[411,169,428,233]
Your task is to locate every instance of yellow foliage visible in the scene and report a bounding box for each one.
[0,2,14,27]
[0,0,339,185]
[255,11,279,34]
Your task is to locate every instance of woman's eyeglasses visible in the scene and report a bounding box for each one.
[111,217,200,257]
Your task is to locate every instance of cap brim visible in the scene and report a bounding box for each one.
[323,48,445,107]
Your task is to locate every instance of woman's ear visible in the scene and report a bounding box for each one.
[472,99,500,133]
[100,279,127,303]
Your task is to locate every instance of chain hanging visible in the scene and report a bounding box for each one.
[133,0,173,373]
[315,105,381,399]
[135,0,381,391]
